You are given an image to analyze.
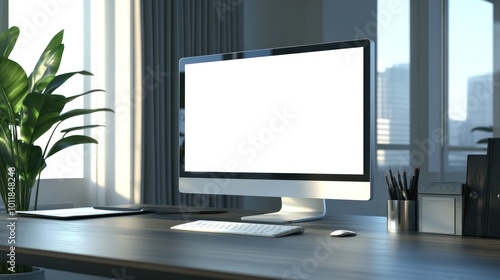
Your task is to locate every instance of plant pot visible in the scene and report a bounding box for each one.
[0,268,45,280]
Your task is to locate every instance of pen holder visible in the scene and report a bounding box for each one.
[387,200,417,231]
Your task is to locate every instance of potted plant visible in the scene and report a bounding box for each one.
[0,26,113,276]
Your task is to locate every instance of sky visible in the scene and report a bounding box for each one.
[378,0,493,121]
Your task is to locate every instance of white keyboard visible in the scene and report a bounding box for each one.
[171,220,305,238]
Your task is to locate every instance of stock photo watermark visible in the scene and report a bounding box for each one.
[237,105,296,162]
[16,0,71,45]
[397,74,496,167]
[281,236,340,280]
[212,0,243,21]
[340,0,403,67]
[185,104,296,211]
[354,0,403,41]
[5,167,17,273]
[142,64,170,92]
[110,267,136,280]
[42,62,169,179]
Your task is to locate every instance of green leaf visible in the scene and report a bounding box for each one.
[20,93,67,144]
[60,124,105,134]
[0,26,20,58]
[0,120,14,166]
[16,141,45,184]
[27,30,65,93]
[46,135,98,158]
[477,138,489,145]
[44,30,64,51]
[58,108,114,122]
[0,57,29,116]
[0,82,13,124]
[30,30,64,90]
[471,126,493,133]
[28,44,64,93]
[65,89,105,103]
[44,70,93,95]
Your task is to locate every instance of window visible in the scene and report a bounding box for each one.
[9,0,87,179]
[377,0,493,184]
[446,0,493,172]
[7,0,139,208]
[377,0,410,169]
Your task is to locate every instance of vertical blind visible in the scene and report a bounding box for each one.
[140,0,242,207]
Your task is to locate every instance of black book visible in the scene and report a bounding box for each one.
[485,138,500,238]
[464,154,488,237]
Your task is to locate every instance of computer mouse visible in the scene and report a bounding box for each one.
[330,229,357,237]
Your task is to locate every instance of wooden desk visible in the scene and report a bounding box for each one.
[1,209,500,279]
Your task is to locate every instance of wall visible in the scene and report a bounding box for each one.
[242,0,323,50]
[241,0,382,216]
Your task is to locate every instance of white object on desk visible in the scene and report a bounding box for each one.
[419,182,464,235]
[330,229,357,237]
[171,220,305,238]
[16,207,144,219]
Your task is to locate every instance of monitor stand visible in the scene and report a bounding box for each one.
[241,197,326,223]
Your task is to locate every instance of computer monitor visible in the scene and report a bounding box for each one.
[179,39,374,223]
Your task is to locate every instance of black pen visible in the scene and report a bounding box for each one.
[389,167,402,200]
[403,169,409,199]
[409,166,419,200]
[413,166,420,200]
[398,170,407,200]
[385,172,395,200]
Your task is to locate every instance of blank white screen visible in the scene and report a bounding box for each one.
[184,47,364,175]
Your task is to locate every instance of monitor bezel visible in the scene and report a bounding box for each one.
[179,39,373,186]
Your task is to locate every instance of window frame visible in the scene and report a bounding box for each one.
[2,0,140,209]
[376,0,492,203]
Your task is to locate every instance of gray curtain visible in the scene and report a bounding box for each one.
[140,0,243,208]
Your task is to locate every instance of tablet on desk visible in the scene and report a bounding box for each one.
[16,207,146,220]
